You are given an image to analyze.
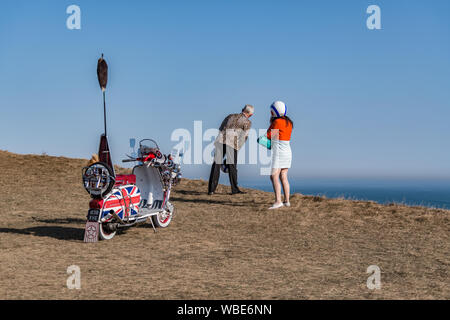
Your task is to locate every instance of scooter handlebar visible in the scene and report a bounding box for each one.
[122,159,137,163]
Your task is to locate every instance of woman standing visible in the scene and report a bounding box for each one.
[266,101,293,210]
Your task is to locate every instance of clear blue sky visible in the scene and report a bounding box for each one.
[1,0,449,181]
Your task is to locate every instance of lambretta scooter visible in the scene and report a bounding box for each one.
[82,138,182,241]
[81,55,182,242]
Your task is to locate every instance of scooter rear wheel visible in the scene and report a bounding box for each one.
[99,222,117,240]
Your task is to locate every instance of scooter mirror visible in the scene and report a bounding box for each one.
[129,138,136,149]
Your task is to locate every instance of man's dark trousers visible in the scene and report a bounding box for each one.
[208,143,239,194]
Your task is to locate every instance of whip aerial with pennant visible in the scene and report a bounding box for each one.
[96,54,114,173]
[97,54,108,136]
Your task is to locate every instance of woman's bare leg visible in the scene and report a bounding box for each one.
[270,169,282,204]
[280,168,290,203]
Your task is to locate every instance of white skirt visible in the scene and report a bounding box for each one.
[271,140,292,169]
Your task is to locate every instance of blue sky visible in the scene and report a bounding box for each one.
[0,0,449,181]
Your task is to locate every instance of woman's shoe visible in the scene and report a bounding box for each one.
[284,202,291,207]
[268,203,284,210]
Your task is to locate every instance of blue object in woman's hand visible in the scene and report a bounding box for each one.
[257,135,271,150]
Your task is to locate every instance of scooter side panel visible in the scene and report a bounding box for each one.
[133,166,164,209]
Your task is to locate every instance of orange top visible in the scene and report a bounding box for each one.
[267,118,293,141]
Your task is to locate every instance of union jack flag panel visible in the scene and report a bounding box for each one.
[101,185,141,220]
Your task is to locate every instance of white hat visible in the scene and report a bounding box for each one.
[270,101,287,117]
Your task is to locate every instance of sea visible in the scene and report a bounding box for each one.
[239,178,450,210]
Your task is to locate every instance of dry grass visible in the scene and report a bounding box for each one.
[0,150,448,299]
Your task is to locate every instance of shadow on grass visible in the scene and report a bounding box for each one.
[0,226,84,241]
[31,217,86,224]
[173,189,207,196]
[169,196,250,207]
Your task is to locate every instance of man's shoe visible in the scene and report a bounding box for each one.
[231,190,246,195]
[208,192,214,195]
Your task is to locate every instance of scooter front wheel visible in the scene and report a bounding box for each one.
[151,208,172,228]
[99,222,117,240]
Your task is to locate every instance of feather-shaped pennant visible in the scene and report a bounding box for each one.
[97,54,108,92]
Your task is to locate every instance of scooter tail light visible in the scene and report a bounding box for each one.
[89,199,104,209]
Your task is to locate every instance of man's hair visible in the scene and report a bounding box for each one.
[242,104,254,115]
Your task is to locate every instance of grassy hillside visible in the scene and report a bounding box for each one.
[0,150,448,299]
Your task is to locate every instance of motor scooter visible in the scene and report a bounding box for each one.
[81,55,182,242]
[82,137,182,242]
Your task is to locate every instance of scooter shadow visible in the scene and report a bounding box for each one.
[170,196,249,206]
[31,217,86,224]
[0,226,84,241]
